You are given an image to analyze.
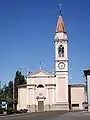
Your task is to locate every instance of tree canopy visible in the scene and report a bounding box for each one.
[0,71,26,110]
[14,71,26,110]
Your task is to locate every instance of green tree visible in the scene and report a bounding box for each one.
[0,84,8,101]
[8,81,13,109]
[8,81,13,100]
[14,71,26,110]
[0,82,14,111]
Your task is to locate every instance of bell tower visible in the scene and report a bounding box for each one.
[55,8,69,110]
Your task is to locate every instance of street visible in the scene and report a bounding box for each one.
[0,111,90,120]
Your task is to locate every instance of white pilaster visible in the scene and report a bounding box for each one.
[18,88,20,110]
[26,88,29,106]
[52,88,55,104]
[46,88,48,104]
[87,75,90,112]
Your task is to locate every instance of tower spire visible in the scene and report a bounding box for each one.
[56,4,66,33]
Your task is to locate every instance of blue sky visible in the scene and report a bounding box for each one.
[0,0,90,85]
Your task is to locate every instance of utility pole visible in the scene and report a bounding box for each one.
[13,79,14,110]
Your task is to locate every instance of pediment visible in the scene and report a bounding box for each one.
[30,69,55,77]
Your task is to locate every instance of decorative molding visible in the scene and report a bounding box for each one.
[54,39,68,43]
[36,96,46,99]
[45,84,56,86]
[68,84,84,87]
[55,59,68,62]
[18,84,36,88]
[28,68,55,77]
[47,88,55,90]
[29,76,55,78]
[55,71,68,72]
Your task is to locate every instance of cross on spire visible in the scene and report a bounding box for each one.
[40,61,42,69]
[58,4,62,16]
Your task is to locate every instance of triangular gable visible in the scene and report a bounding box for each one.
[30,69,55,77]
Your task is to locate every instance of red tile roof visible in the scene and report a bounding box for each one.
[56,15,66,33]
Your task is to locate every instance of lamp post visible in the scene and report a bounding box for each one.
[13,79,14,110]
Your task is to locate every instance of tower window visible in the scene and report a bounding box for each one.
[58,45,64,57]
[37,84,44,88]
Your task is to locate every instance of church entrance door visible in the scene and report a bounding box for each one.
[38,101,44,112]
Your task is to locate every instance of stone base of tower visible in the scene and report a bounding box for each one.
[54,102,69,110]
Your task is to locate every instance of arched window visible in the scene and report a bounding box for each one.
[37,84,44,88]
[58,45,64,57]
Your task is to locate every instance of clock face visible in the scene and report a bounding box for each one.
[58,62,65,69]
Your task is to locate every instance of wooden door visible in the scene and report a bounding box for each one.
[38,101,44,112]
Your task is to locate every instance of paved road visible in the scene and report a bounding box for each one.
[56,111,90,120]
[0,111,67,120]
[0,111,90,120]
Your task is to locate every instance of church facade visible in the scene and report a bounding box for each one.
[17,12,84,112]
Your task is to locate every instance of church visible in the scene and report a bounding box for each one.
[17,10,84,112]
